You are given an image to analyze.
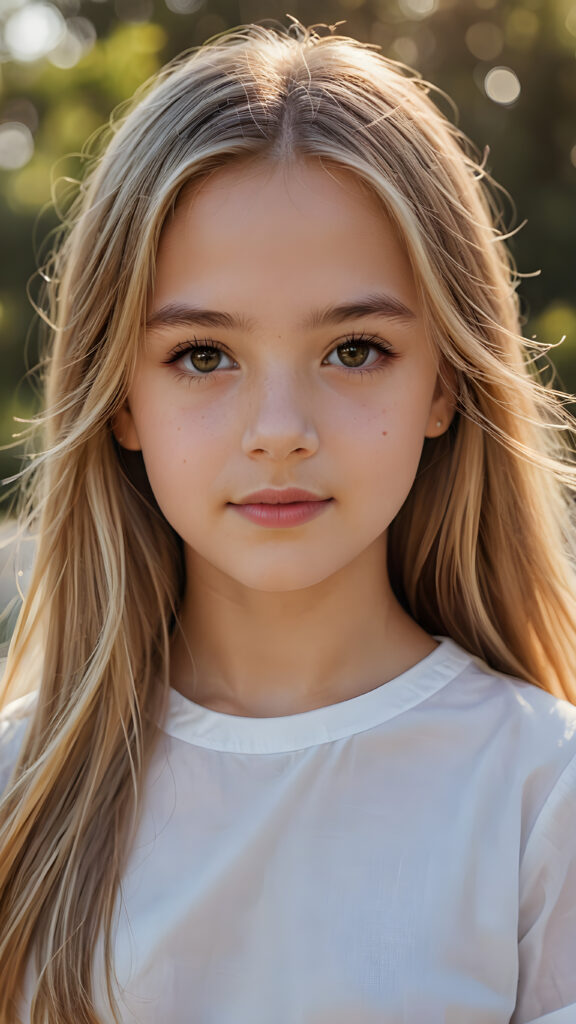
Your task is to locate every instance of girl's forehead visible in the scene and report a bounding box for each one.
[153,157,418,314]
[163,158,395,256]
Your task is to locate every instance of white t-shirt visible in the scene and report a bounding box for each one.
[2,637,576,1024]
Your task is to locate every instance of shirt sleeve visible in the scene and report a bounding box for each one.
[512,750,576,1023]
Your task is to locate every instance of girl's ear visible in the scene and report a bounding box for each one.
[425,369,457,439]
[111,402,141,451]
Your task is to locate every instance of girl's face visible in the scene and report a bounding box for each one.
[115,158,453,592]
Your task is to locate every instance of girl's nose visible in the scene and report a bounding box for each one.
[239,371,320,460]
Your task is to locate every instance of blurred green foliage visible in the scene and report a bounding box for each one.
[1,0,575,509]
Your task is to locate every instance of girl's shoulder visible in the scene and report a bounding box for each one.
[448,644,576,834]
[474,650,576,738]
[435,640,576,805]
[446,640,576,744]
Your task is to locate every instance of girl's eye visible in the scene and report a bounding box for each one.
[164,333,395,382]
[324,334,396,375]
[165,339,235,377]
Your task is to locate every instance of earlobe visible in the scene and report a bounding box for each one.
[111,402,142,451]
[425,407,454,439]
[425,373,457,439]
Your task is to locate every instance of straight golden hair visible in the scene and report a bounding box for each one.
[2,18,576,1022]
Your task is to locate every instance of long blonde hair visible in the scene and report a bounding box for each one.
[2,18,576,1023]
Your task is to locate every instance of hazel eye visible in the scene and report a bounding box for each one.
[165,339,234,378]
[181,345,232,374]
[324,334,395,374]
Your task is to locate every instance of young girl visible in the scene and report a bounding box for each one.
[1,18,576,1024]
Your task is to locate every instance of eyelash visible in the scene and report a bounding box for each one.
[163,333,397,384]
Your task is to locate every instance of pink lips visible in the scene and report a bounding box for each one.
[229,490,333,528]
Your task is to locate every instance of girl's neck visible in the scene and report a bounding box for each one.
[169,537,437,718]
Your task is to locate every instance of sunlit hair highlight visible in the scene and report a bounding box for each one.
[2,17,576,1022]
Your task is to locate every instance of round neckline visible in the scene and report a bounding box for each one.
[158,637,473,754]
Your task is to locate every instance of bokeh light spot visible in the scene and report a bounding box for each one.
[391,36,419,66]
[570,145,576,169]
[49,16,96,67]
[398,0,437,19]
[465,21,503,61]
[49,30,83,67]
[484,66,521,105]
[5,2,65,61]
[164,0,203,12]
[0,122,34,170]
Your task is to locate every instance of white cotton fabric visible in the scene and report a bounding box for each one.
[2,637,576,1024]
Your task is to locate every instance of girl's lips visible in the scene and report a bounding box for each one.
[229,498,333,528]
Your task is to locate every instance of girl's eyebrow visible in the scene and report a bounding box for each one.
[145,292,416,332]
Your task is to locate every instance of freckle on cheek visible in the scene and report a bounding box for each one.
[381,430,388,436]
